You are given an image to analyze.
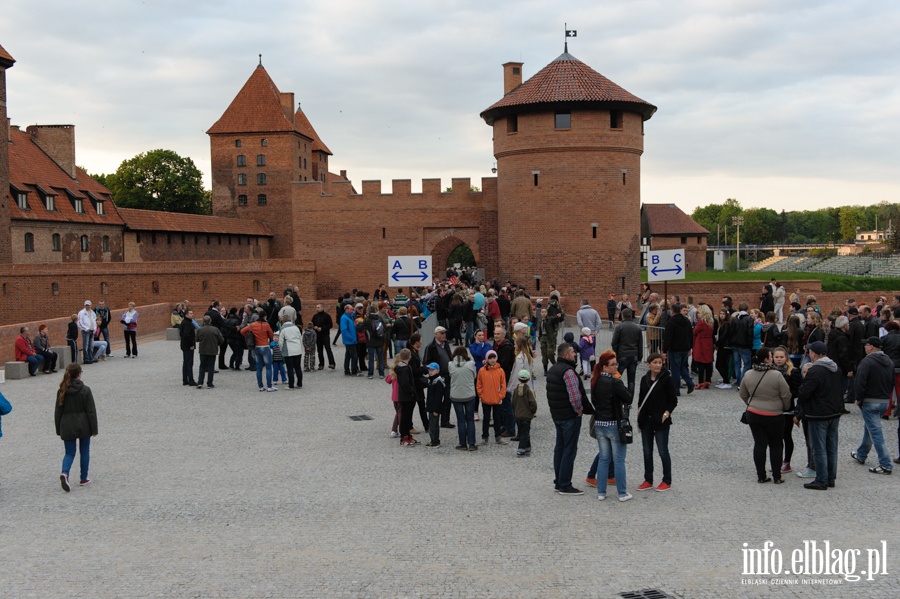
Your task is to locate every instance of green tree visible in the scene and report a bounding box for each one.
[691,198,742,244]
[742,208,781,244]
[105,149,209,214]
[839,206,866,242]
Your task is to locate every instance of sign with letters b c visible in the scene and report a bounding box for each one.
[647,249,686,282]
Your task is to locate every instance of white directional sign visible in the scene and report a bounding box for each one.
[647,249,686,282]
[389,255,433,287]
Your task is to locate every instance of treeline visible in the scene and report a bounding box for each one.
[691,199,900,248]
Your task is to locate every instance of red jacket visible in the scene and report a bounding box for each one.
[14,335,35,361]
[486,300,501,322]
[692,320,714,364]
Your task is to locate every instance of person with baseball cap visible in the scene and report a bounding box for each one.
[796,341,844,490]
[77,301,97,365]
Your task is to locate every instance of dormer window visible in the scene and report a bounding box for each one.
[74,198,84,214]
[95,200,105,216]
[16,192,28,210]
[44,194,56,211]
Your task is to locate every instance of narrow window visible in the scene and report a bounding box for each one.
[257,194,267,206]
[194,235,199,245]
[382,227,386,239]
[181,234,186,245]
[235,139,242,147]
[24,232,34,252]
[622,171,627,185]
[592,225,598,239]
[136,232,142,243]
[52,233,61,251]
[257,173,267,185]
[167,233,172,245]
[257,154,266,166]
[253,279,260,292]
[52,282,59,295]
[697,236,703,244]
[74,198,84,214]
[228,235,232,245]
[45,194,55,211]
[535,278,541,291]
[260,138,267,147]
[507,114,518,133]
[237,155,246,166]
[16,193,28,210]
[151,232,157,244]
[206,235,211,245]
[152,281,159,294]
[95,200,105,215]
[303,158,307,169]
[554,111,571,129]
[217,235,222,245]
[610,110,623,129]
[237,174,247,186]
[533,173,539,187]
[102,236,110,252]
[101,282,108,295]
[680,236,687,244]
[238,195,247,206]
[80,235,89,252]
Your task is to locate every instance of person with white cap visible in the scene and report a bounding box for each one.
[424,325,454,429]
[77,301,97,364]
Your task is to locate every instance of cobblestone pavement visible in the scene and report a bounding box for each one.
[0,327,897,598]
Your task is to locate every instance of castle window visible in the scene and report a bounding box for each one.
[532,170,540,187]
[237,174,247,186]
[136,232,141,243]
[257,154,266,166]
[680,236,687,244]
[228,235,232,245]
[151,232,157,244]
[235,139,242,147]
[16,192,28,210]
[697,236,703,244]
[181,234,186,245]
[303,158,307,169]
[167,234,172,245]
[102,236,110,252]
[52,233,61,252]
[238,195,248,206]
[507,114,518,133]
[24,232,34,252]
[261,138,268,147]
[257,173,267,185]
[512,67,520,75]
[80,235,89,252]
[554,111,571,129]
[194,235,199,245]
[610,110,623,129]
[45,194,56,211]
[95,200,105,215]
[237,155,246,166]
[257,194,267,206]
[74,198,84,214]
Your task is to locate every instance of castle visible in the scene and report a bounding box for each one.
[0,39,659,326]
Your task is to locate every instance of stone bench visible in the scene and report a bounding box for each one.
[5,361,30,380]
[165,328,181,341]
[53,345,76,369]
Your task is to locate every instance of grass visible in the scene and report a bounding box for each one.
[642,270,900,292]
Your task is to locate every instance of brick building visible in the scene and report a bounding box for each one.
[640,203,709,273]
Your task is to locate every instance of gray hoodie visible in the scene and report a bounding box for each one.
[577,305,602,334]
[854,350,894,404]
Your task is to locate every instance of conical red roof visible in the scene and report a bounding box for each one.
[481,52,655,124]
[208,65,296,134]
[294,107,332,155]
[0,42,15,66]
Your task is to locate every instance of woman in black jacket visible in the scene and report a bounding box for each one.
[55,364,98,492]
[394,348,420,446]
[636,353,678,492]
[773,347,802,475]
[589,350,634,502]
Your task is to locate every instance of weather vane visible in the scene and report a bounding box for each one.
[564,23,577,53]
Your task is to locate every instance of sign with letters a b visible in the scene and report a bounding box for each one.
[389,256,432,287]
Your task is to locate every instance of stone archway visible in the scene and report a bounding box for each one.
[430,236,478,274]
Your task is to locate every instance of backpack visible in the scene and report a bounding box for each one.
[369,317,385,340]
[476,311,489,331]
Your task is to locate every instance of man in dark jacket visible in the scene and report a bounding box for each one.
[205,301,229,370]
[546,343,593,495]
[311,304,335,370]
[730,304,754,386]
[195,315,224,389]
[845,308,866,403]
[179,309,197,386]
[662,304,695,396]
[365,306,386,379]
[423,325,454,428]
[850,337,894,474]
[611,308,643,397]
[861,305,881,339]
[827,316,854,406]
[797,341,844,490]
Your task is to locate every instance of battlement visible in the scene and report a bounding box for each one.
[297,176,497,203]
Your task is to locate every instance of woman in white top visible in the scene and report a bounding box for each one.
[447,347,478,450]
[507,335,535,396]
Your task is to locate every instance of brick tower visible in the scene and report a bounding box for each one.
[207,63,317,258]
[0,43,15,263]
[480,51,656,302]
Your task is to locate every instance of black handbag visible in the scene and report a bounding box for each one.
[617,404,633,444]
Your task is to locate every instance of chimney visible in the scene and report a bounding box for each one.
[339,170,347,180]
[27,124,76,179]
[279,92,295,126]
[503,62,523,95]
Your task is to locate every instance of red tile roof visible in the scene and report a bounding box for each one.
[642,203,709,236]
[294,107,332,155]
[481,52,656,124]
[0,43,14,66]
[117,207,272,236]
[8,128,123,225]
[207,66,297,135]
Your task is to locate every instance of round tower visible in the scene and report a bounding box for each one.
[480,51,656,305]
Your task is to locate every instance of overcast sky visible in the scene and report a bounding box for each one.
[3,0,899,214]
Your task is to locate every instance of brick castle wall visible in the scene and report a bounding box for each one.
[123,231,270,262]
[11,222,124,263]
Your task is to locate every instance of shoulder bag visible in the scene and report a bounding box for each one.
[740,370,769,424]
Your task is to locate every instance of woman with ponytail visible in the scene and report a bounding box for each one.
[54,363,98,492]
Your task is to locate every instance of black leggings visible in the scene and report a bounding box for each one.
[783,414,795,462]
[715,349,731,383]
[481,403,503,440]
[695,361,713,384]
[747,412,784,480]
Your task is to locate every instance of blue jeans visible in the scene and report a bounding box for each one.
[367,347,384,377]
[668,351,693,396]
[587,453,615,480]
[552,417,582,490]
[81,330,94,363]
[273,361,287,382]
[62,437,90,480]
[98,326,110,355]
[732,348,751,386]
[344,343,358,374]
[465,321,475,346]
[641,426,671,485]
[452,398,478,447]
[24,354,44,375]
[856,402,892,470]
[393,340,407,356]
[618,355,639,398]
[808,417,840,486]
[595,424,627,497]
[254,346,273,388]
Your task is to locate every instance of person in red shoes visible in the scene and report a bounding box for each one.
[635,353,678,492]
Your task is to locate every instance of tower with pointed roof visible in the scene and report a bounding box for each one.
[481,50,656,299]
[0,43,15,263]
[208,63,330,258]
